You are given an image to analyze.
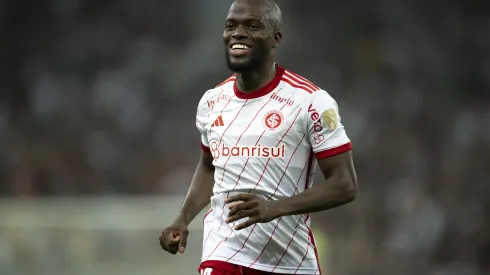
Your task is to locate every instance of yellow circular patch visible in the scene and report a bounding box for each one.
[321,109,337,130]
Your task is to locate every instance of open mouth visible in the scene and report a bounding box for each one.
[229,43,251,57]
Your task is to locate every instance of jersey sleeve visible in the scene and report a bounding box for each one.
[305,90,352,159]
[196,93,211,154]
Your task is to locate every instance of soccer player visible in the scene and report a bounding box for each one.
[159,0,358,274]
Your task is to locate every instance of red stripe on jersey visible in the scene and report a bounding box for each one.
[234,94,276,145]
[231,127,266,191]
[226,222,258,262]
[248,217,284,268]
[248,135,305,266]
[225,93,298,263]
[249,134,306,265]
[202,96,240,246]
[281,77,315,94]
[201,142,211,154]
[280,92,296,110]
[285,71,320,91]
[299,151,315,272]
[271,215,304,272]
[283,71,320,92]
[223,130,269,262]
[205,91,281,254]
[210,88,225,111]
[204,223,236,260]
[202,209,213,225]
[217,101,247,146]
[217,94,275,191]
[206,96,277,257]
[228,130,266,192]
[216,76,236,88]
[228,109,303,262]
[247,107,302,192]
[267,135,305,200]
[307,226,322,275]
[293,156,311,195]
[203,102,248,248]
[218,93,234,115]
[294,241,312,274]
[315,142,352,159]
[225,87,283,191]
[282,74,319,94]
[277,108,303,146]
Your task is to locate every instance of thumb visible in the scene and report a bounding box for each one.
[179,229,189,253]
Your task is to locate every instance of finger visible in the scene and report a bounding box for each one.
[227,201,244,210]
[171,235,181,242]
[160,238,178,254]
[164,230,175,242]
[226,209,259,223]
[234,217,259,231]
[228,201,258,216]
[225,194,251,203]
[178,229,189,253]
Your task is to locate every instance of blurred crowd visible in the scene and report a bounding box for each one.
[0,0,489,274]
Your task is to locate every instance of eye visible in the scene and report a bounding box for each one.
[225,23,235,30]
[248,24,259,30]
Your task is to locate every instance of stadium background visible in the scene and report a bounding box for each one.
[0,0,489,274]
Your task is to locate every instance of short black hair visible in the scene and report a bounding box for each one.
[232,0,282,33]
[260,0,282,33]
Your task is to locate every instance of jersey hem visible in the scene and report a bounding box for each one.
[315,142,352,159]
[201,256,319,274]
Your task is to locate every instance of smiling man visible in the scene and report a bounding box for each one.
[159,1,358,274]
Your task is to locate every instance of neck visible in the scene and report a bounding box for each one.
[235,61,276,93]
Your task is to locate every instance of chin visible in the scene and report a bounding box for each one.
[227,62,253,72]
[225,55,259,73]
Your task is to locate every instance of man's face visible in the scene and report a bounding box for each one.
[223,2,277,72]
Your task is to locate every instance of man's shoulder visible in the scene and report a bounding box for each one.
[215,74,236,89]
[280,68,333,101]
[197,74,236,110]
[280,68,322,96]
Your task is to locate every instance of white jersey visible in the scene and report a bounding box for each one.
[196,65,352,274]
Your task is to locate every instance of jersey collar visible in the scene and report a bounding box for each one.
[233,65,285,100]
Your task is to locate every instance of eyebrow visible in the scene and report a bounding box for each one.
[226,16,264,24]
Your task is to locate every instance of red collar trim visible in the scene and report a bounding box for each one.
[233,65,285,99]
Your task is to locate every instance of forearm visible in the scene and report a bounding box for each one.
[271,179,356,218]
[175,162,214,225]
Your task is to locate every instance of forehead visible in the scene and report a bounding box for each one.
[226,2,266,21]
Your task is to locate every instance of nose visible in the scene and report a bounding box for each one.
[231,25,248,39]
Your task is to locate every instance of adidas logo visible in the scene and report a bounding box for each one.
[211,115,224,127]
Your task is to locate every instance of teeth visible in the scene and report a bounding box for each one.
[232,44,249,50]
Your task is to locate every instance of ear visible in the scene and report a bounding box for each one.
[272,31,282,48]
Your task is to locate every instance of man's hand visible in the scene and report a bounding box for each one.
[159,221,189,254]
[225,194,279,230]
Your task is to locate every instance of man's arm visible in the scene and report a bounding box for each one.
[160,91,216,253]
[160,150,214,254]
[270,150,357,218]
[175,150,215,226]
[225,151,357,230]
